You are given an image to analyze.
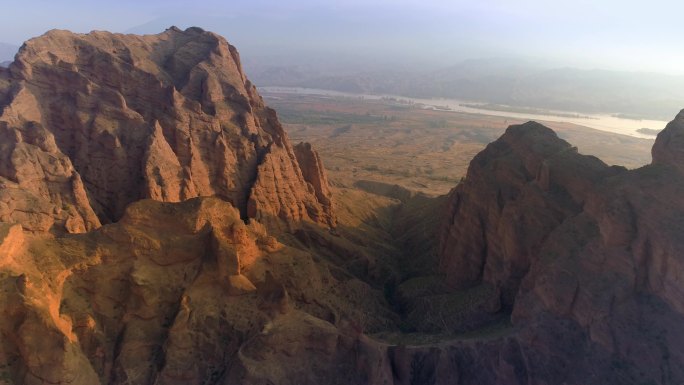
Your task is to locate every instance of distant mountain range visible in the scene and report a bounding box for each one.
[248,58,684,121]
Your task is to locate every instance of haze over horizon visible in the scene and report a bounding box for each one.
[0,0,683,75]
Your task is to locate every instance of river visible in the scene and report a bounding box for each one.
[260,87,669,140]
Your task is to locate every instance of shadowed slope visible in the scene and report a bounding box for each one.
[438,114,684,383]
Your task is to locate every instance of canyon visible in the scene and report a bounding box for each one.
[0,27,682,385]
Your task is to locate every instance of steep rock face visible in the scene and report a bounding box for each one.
[439,122,621,305]
[293,141,335,226]
[652,109,684,173]
[0,27,334,233]
[439,116,684,383]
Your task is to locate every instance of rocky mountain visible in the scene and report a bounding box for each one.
[0,26,683,385]
[0,196,400,384]
[439,115,684,383]
[0,27,335,234]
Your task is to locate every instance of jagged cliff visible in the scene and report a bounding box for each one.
[0,27,335,233]
[438,116,684,383]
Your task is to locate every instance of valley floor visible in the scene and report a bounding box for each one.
[264,91,654,196]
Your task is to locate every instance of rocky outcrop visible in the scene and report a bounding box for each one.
[439,122,621,305]
[652,109,684,174]
[294,142,336,227]
[0,223,23,265]
[0,27,334,233]
[439,115,684,383]
[0,197,392,385]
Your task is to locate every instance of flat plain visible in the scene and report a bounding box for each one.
[264,92,654,196]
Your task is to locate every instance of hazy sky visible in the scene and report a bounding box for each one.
[0,0,682,74]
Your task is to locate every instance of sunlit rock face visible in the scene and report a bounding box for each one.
[0,27,335,234]
[0,197,373,385]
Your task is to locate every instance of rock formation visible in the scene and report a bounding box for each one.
[652,109,684,173]
[439,122,624,305]
[438,116,684,383]
[0,197,394,385]
[0,27,335,233]
[293,142,335,225]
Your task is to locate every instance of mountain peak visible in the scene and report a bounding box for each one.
[652,109,684,172]
[0,28,335,233]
